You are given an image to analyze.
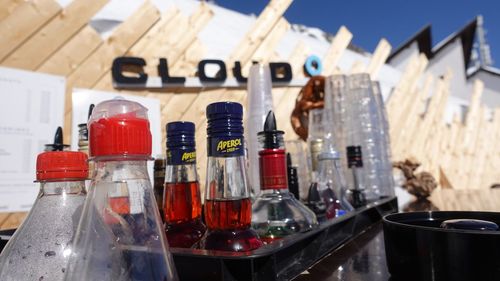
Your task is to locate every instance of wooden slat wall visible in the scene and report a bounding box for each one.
[1,0,499,230]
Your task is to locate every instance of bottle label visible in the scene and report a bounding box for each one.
[167,148,196,165]
[208,136,244,157]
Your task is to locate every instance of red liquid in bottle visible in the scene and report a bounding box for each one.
[164,181,206,248]
[203,198,263,251]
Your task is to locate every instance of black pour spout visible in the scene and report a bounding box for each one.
[87,104,95,120]
[44,126,69,151]
[257,111,284,149]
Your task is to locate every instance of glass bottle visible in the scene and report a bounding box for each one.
[163,121,206,248]
[0,151,88,281]
[64,98,178,281]
[252,111,318,243]
[199,102,263,252]
[307,140,353,220]
[286,152,300,200]
[284,140,311,201]
[154,157,166,219]
[346,146,367,208]
[78,104,94,180]
[77,104,94,156]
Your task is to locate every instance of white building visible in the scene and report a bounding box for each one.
[387,16,500,121]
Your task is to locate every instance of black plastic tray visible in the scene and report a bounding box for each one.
[171,197,398,281]
[0,197,397,281]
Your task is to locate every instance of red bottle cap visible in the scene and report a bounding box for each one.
[89,98,152,158]
[36,151,88,181]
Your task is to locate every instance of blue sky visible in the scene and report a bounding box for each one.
[214,0,500,67]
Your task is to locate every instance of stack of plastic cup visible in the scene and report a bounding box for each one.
[246,64,274,197]
[371,81,395,197]
[343,74,385,200]
[307,108,326,182]
[324,74,395,201]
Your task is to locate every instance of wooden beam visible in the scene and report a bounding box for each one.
[92,7,184,90]
[226,0,293,65]
[0,0,61,61]
[323,26,353,75]
[63,1,160,141]
[366,38,391,79]
[0,0,23,21]
[37,25,102,76]
[2,0,108,70]
[67,1,160,89]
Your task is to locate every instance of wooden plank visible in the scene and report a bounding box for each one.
[0,0,61,61]
[127,7,180,56]
[93,8,182,93]
[322,26,353,75]
[63,1,161,141]
[462,79,484,154]
[37,25,102,75]
[94,3,213,91]
[226,0,293,65]
[386,54,420,121]
[0,212,27,230]
[396,74,432,157]
[409,70,451,162]
[2,0,108,70]
[0,0,23,21]
[0,213,11,228]
[366,38,392,79]
[68,1,160,89]
[162,0,291,133]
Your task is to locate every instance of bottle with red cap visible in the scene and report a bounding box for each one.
[0,151,88,281]
[63,98,178,281]
[251,111,318,243]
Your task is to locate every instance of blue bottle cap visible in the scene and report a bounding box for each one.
[166,121,196,165]
[206,102,243,119]
[206,102,244,157]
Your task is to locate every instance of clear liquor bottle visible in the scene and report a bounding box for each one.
[251,111,318,243]
[0,151,88,281]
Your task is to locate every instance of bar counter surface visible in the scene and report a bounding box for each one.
[294,188,500,281]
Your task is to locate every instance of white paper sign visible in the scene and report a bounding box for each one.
[0,67,66,212]
[71,88,162,179]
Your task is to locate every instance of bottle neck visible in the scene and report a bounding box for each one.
[259,148,288,191]
[40,180,86,195]
[93,159,150,182]
[165,163,198,183]
[206,155,249,200]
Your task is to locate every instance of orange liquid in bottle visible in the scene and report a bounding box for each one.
[203,198,262,251]
[164,181,205,248]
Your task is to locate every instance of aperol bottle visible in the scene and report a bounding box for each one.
[163,121,206,248]
[199,102,263,252]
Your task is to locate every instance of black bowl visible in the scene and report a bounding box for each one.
[383,211,500,281]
